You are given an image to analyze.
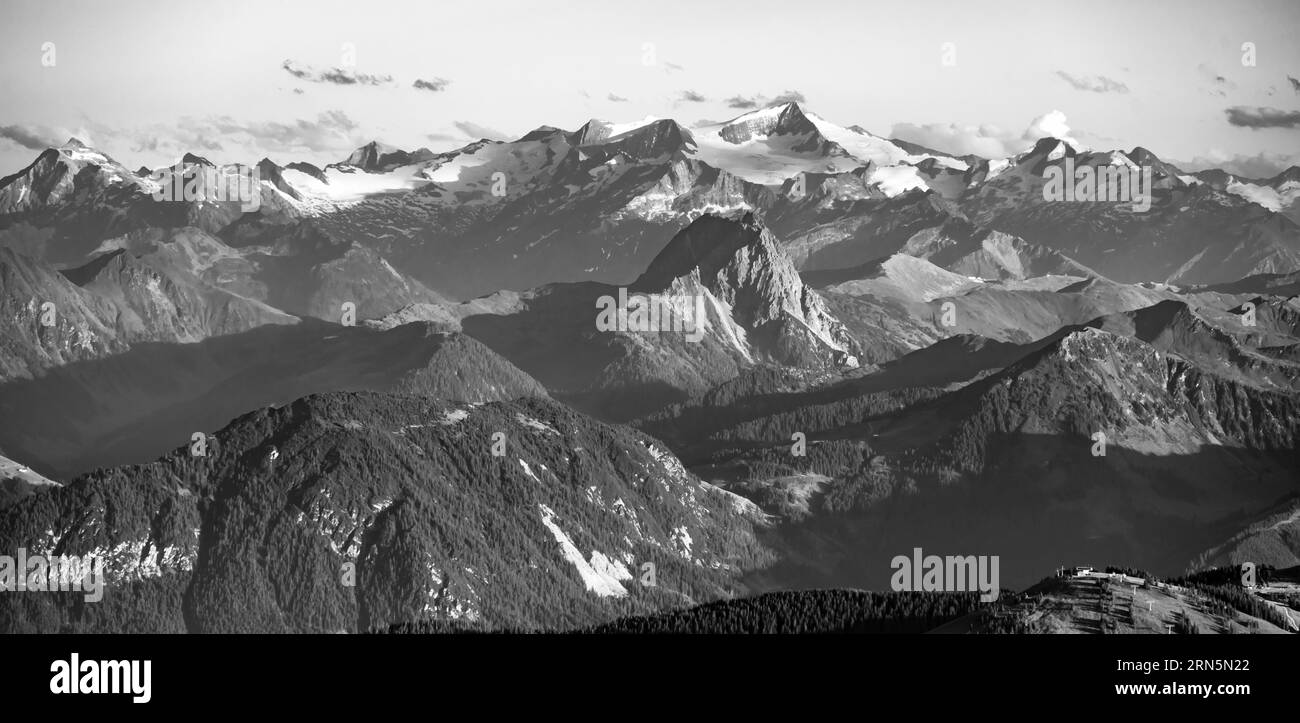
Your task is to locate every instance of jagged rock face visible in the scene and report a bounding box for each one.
[256,158,302,201]
[944,327,1300,462]
[0,391,772,632]
[285,161,328,183]
[364,213,862,420]
[0,144,172,265]
[67,245,294,343]
[718,103,819,146]
[580,119,697,161]
[958,138,1300,286]
[336,141,434,173]
[1081,299,1300,392]
[570,119,626,146]
[0,143,150,215]
[634,212,859,368]
[896,219,1094,281]
[616,159,775,222]
[777,192,960,271]
[0,228,304,382]
[0,247,125,379]
[0,149,78,212]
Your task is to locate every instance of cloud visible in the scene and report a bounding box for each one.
[426,132,459,142]
[281,59,393,86]
[890,121,1016,158]
[190,111,363,153]
[1289,75,1300,93]
[607,93,629,102]
[1022,110,1081,147]
[724,91,808,110]
[1195,64,1236,97]
[1225,106,1300,129]
[1176,150,1300,179]
[1197,64,1236,87]
[679,90,707,103]
[413,77,450,92]
[8,112,367,168]
[890,109,1084,159]
[770,90,806,105]
[292,88,304,95]
[281,60,311,80]
[0,124,61,150]
[133,129,222,153]
[453,121,507,140]
[665,62,684,72]
[1055,71,1129,94]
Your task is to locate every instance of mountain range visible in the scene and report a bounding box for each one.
[1,102,1297,633]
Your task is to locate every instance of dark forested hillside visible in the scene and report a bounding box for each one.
[579,589,983,634]
[0,391,774,633]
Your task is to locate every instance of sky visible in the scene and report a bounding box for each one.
[2,0,1299,177]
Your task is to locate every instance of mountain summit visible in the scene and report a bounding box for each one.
[635,212,859,368]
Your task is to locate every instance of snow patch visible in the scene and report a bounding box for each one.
[439,408,470,425]
[537,504,628,598]
[519,459,540,482]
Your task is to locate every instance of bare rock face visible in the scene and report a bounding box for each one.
[0,247,125,380]
[635,211,859,369]
[332,141,435,173]
[717,102,825,152]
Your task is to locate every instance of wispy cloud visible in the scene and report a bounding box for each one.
[1176,150,1300,179]
[1196,64,1236,96]
[1225,105,1300,129]
[607,93,629,102]
[679,90,707,103]
[413,77,451,92]
[281,60,393,86]
[2,112,369,167]
[1055,71,1129,94]
[0,124,61,150]
[724,91,808,110]
[184,111,363,153]
[890,110,1084,159]
[770,90,807,105]
[453,121,507,140]
[1289,75,1300,93]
